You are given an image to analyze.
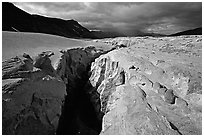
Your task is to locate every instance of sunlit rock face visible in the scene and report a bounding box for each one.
[55,47,102,134]
[56,47,104,91]
[2,51,66,134]
[55,46,112,134]
[2,35,202,135]
[89,35,202,135]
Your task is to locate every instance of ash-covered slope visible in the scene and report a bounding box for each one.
[2,35,202,135]
[2,2,96,39]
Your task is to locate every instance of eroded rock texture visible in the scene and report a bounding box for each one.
[2,35,202,135]
[89,35,202,135]
[2,51,66,134]
[55,46,110,134]
[2,46,111,135]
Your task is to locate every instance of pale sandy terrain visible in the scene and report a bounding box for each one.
[2,31,111,68]
[2,32,202,135]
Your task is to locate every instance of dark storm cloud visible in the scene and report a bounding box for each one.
[14,2,202,35]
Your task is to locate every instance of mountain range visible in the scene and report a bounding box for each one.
[2,2,96,39]
[169,27,202,36]
[2,2,202,39]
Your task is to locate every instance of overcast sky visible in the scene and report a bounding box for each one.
[13,2,202,35]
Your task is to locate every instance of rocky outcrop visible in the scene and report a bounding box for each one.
[88,35,202,135]
[2,51,59,80]
[2,51,66,134]
[2,35,202,135]
[2,45,112,135]
[55,46,112,134]
[56,47,104,89]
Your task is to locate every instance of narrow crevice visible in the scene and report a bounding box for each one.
[169,121,182,135]
[56,48,105,135]
[57,69,102,134]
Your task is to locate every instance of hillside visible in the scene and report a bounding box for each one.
[2,2,96,39]
[170,27,202,36]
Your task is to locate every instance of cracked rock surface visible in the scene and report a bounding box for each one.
[2,51,66,134]
[55,46,112,134]
[2,35,202,135]
[89,35,202,135]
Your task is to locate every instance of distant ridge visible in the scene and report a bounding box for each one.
[169,27,202,36]
[91,30,166,39]
[2,2,96,39]
[90,30,127,38]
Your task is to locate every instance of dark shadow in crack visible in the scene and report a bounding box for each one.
[56,67,103,135]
